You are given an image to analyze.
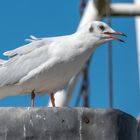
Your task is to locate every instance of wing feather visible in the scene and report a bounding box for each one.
[3,38,52,58]
[0,39,55,86]
[0,34,71,87]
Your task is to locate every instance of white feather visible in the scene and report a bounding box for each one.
[0,21,116,98]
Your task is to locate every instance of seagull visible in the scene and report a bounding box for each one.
[0,21,126,107]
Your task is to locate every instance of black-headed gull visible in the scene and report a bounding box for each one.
[0,21,126,107]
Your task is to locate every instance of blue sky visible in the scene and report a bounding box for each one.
[0,0,139,117]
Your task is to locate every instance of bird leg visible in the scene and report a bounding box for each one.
[50,93,55,107]
[31,90,35,107]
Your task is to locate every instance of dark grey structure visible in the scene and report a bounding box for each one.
[0,107,139,140]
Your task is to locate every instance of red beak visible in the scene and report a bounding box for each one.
[103,31,127,42]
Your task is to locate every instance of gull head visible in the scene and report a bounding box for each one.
[78,21,126,47]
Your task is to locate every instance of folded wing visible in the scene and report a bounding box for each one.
[3,38,53,58]
[0,38,55,87]
[0,34,70,87]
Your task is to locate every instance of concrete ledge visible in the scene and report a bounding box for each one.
[0,107,139,140]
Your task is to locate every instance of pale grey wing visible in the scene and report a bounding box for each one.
[3,38,53,58]
[0,39,58,87]
[0,34,72,87]
[3,35,64,58]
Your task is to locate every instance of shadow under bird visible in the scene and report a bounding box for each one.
[0,21,126,107]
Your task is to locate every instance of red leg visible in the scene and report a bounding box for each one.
[31,90,35,107]
[50,93,55,107]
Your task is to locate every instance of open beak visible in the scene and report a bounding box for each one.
[103,31,127,43]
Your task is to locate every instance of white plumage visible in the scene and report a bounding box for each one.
[0,21,125,106]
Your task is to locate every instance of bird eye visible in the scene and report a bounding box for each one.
[89,25,94,33]
[99,25,105,31]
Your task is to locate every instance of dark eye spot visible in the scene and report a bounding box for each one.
[89,25,94,33]
[99,25,105,31]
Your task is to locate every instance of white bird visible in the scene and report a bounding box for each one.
[0,21,126,107]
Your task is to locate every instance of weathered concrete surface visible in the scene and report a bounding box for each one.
[0,107,138,140]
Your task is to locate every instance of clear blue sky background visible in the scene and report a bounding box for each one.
[0,0,139,117]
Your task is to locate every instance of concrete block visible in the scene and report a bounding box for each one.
[0,107,138,140]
